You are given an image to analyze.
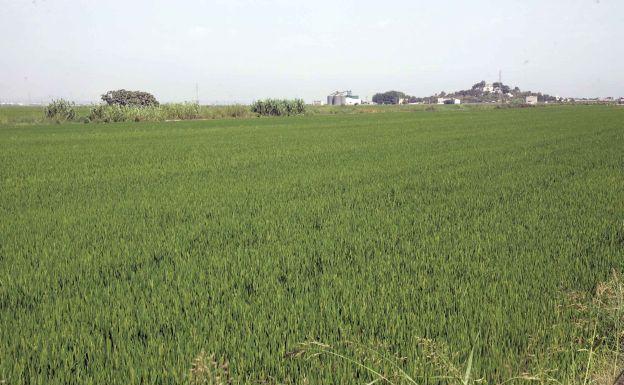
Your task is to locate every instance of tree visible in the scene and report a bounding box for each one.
[372,90,407,104]
[472,80,486,90]
[101,89,159,107]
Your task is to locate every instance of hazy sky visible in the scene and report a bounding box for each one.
[1,0,622,103]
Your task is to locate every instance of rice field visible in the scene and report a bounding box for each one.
[0,105,623,384]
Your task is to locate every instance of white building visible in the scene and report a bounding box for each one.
[483,83,495,93]
[526,96,538,105]
[438,98,461,105]
[344,96,362,105]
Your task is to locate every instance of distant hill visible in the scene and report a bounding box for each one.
[375,81,563,104]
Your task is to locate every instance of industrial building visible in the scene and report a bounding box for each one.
[327,91,361,106]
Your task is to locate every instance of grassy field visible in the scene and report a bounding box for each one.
[0,105,623,384]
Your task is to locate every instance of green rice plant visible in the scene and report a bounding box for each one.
[293,273,623,385]
[0,105,622,384]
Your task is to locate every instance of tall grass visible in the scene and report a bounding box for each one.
[44,99,76,122]
[250,99,306,116]
[87,103,254,122]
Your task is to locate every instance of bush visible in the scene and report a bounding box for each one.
[251,99,306,116]
[101,89,159,107]
[88,104,163,123]
[44,99,76,121]
[87,102,282,123]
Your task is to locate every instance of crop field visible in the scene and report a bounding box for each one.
[0,105,623,384]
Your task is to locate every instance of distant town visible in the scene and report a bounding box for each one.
[316,81,624,106]
[1,80,623,107]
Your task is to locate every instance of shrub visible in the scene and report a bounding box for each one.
[101,89,159,107]
[251,99,306,116]
[88,104,165,123]
[44,99,76,121]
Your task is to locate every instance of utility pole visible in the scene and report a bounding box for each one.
[498,69,503,105]
[195,83,199,105]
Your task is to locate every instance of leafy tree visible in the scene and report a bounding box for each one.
[372,91,407,104]
[472,81,486,90]
[101,89,159,107]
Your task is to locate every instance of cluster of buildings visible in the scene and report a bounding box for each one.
[325,91,362,106]
[313,87,624,106]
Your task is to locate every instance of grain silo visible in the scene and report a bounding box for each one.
[327,91,360,106]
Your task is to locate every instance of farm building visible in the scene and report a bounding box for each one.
[327,91,361,106]
[526,96,538,105]
[438,98,461,105]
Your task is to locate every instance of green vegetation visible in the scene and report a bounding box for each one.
[0,103,255,125]
[0,105,88,125]
[87,103,251,123]
[372,90,410,104]
[0,106,623,385]
[5,101,526,127]
[44,99,77,122]
[0,103,535,126]
[294,271,623,385]
[101,89,160,107]
[251,98,306,116]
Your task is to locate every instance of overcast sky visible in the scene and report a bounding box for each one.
[0,0,622,103]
